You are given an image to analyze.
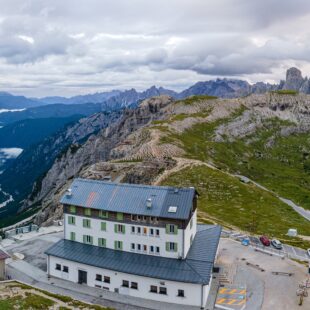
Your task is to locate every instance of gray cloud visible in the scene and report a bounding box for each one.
[0,0,310,96]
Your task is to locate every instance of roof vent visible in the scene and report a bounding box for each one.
[146,198,152,209]
[174,188,179,194]
[66,188,72,198]
[168,206,177,213]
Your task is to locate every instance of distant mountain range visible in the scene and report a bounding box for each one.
[1,67,309,111]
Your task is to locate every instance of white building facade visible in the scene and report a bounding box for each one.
[46,178,221,308]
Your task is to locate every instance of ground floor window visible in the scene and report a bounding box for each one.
[177,289,185,297]
[131,282,138,290]
[122,280,129,287]
[55,263,61,271]
[63,266,69,273]
[150,285,157,293]
[96,274,102,281]
[104,276,110,283]
[159,287,167,295]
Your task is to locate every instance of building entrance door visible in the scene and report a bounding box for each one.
[78,270,87,284]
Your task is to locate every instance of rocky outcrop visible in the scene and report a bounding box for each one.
[282,67,310,92]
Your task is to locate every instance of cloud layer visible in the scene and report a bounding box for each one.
[0,0,310,96]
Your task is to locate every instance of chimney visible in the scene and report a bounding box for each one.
[146,198,152,209]
[66,188,72,198]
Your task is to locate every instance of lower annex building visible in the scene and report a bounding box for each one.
[45,178,221,308]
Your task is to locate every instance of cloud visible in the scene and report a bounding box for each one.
[0,0,310,96]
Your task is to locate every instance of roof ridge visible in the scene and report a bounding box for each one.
[184,259,209,283]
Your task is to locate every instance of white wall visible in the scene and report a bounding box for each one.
[64,214,184,259]
[48,255,206,307]
[183,209,197,258]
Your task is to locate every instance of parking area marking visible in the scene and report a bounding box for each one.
[216,285,246,310]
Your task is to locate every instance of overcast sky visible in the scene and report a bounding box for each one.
[1,0,310,97]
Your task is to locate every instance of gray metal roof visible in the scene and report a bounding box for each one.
[45,224,221,285]
[60,178,196,220]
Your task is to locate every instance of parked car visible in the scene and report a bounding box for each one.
[260,235,270,246]
[307,248,310,257]
[271,239,282,250]
[241,238,250,246]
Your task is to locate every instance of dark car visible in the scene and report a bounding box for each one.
[271,239,282,250]
[260,235,270,246]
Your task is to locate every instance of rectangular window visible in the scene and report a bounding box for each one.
[83,218,91,228]
[159,287,167,295]
[137,244,141,251]
[70,232,76,241]
[63,266,69,273]
[99,210,108,218]
[84,208,91,216]
[131,226,135,233]
[142,216,147,222]
[137,227,141,234]
[178,289,185,297]
[68,216,75,225]
[143,227,147,235]
[101,222,107,231]
[83,235,93,245]
[150,285,157,293]
[96,274,102,281]
[137,215,141,221]
[131,214,137,221]
[131,282,138,290]
[98,238,106,247]
[143,245,147,252]
[104,276,110,283]
[69,205,76,213]
[166,224,178,235]
[156,229,160,237]
[55,264,61,271]
[116,212,123,221]
[150,246,154,253]
[150,228,154,236]
[156,246,160,254]
[122,280,129,288]
[114,240,123,250]
[131,243,135,250]
[166,242,178,252]
[114,224,125,234]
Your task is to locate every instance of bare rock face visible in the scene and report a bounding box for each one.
[283,67,304,91]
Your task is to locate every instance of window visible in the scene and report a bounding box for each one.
[177,289,185,297]
[166,224,178,235]
[137,244,141,251]
[143,245,147,252]
[150,216,154,222]
[98,238,106,247]
[137,215,141,221]
[156,229,160,237]
[114,224,125,234]
[150,228,154,236]
[63,266,69,273]
[96,274,102,281]
[131,243,135,251]
[142,216,147,222]
[99,210,108,218]
[114,240,123,250]
[143,227,147,235]
[159,287,167,295]
[131,282,138,290]
[70,232,76,241]
[131,214,137,221]
[101,222,107,231]
[83,235,93,245]
[83,218,91,228]
[137,227,141,234]
[68,216,75,225]
[69,205,76,213]
[104,276,110,283]
[84,208,91,216]
[116,212,123,221]
[122,280,129,288]
[150,246,154,253]
[166,242,178,252]
[150,285,157,293]
[156,246,160,254]
[131,226,135,233]
[55,264,61,271]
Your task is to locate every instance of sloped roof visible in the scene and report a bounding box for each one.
[0,249,10,260]
[60,178,196,220]
[45,224,221,285]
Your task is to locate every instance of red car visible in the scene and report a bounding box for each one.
[260,236,270,246]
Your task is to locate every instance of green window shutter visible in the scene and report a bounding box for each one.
[84,208,91,216]
[70,206,76,213]
[99,238,106,247]
[90,236,93,245]
[174,225,178,235]
[117,212,123,221]
[120,241,123,250]
[99,210,108,218]
[114,241,117,249]
[166,224,169,234]
[123,225,126,234]
[83,219,86,227]
[114,224,117,233]
[70,232,75,241]
[166,242,169,251]
[68,216,75,225]
[83,235,86,243]
[175,243,178,252]
[101,222,106,231]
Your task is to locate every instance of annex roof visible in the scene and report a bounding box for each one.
[45,224,221,285]
[60,178,196,220]
[0,249,10,260]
